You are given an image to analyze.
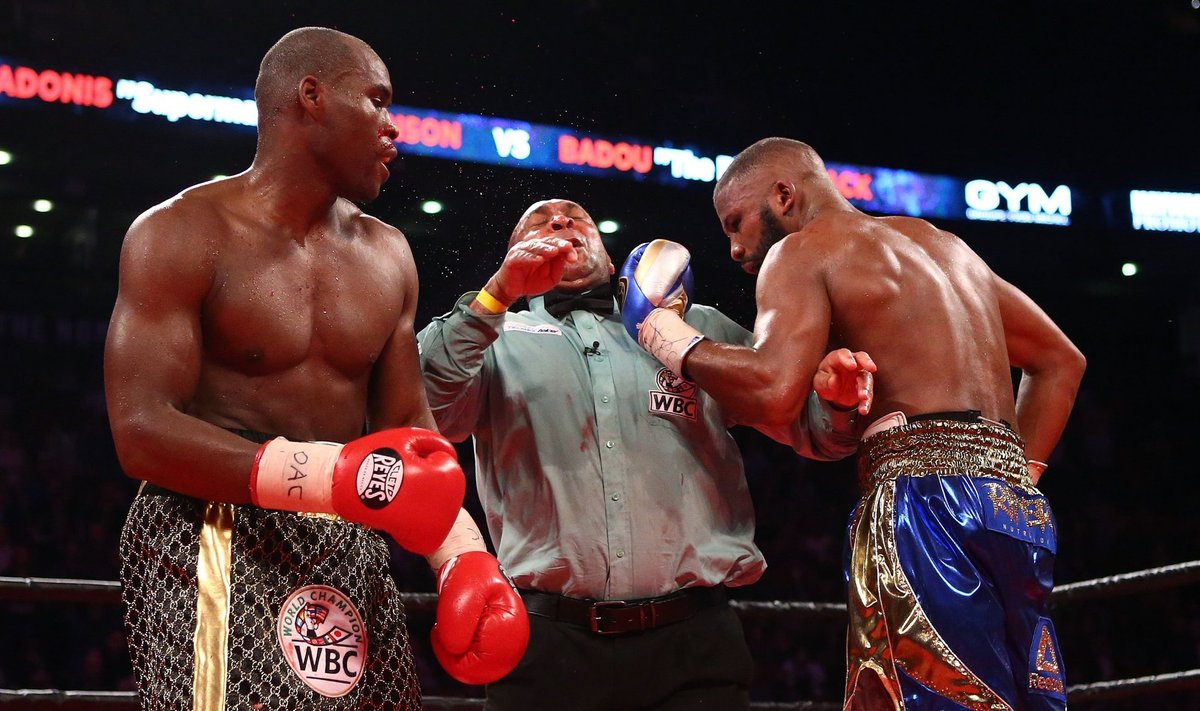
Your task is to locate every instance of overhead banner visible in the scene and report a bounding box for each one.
[1128,190,1200,234]
[385,104,971,219]
[1,56,1084,226]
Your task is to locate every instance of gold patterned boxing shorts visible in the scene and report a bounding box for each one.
[119,479,421,710]
[843,413,1066,711]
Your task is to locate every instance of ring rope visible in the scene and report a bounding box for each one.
[730,599,848,619]
[5,559,1197,610]
[0,690,853,710]
[1065,669,1200,702]
[1047,559,1200,603]
[0,690,484,710]
[8,676,1200,709]
[3,560,1198,707]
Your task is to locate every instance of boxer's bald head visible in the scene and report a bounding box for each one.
[255,27,376,131]
[251,26,397,204]
[712,138,844,274]
[714,137,827,203]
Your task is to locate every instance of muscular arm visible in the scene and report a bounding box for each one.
[104,206,260,503]
[703,310,867,459]
[685,237,835,427]
[368,228,437,432]
[996,276,1086,466]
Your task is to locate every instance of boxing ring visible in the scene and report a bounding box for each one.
[2,560,1198,709]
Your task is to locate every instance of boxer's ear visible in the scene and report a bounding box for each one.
[774,180,797,214]
[298,75,322,118]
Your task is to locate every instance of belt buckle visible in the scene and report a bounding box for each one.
[589,599,635,635]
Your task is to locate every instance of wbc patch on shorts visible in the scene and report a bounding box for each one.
[648,367,698,420]
[277,585,369,698]
[1027,617,1067,701]
[980,479,1057,553]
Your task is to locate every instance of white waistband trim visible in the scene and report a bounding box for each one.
[861,411,907,440]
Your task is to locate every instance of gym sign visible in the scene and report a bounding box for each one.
[964,179,1072,227]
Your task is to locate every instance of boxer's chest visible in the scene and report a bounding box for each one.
[202,245,403,378]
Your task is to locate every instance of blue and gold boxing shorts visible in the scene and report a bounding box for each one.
[843,414,1067,711]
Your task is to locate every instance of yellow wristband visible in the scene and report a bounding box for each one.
[475,288,508,314]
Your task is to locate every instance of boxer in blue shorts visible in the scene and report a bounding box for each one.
[627,137,1086,710]
[845,412,1064,709]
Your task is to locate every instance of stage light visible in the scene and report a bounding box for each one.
[1121,262,1138,277]
[33,199,54,213]
[598,220,619,234]
[421,200,443,214]
[0,150,12,166]
[15,225,34,238]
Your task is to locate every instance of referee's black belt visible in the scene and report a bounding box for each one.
[518,586,727,636]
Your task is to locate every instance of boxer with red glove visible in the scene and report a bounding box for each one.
[425,510,530,685]
[250,427,465,555]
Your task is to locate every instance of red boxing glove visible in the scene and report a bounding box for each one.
[431,551,530,685]
[250,427,465,555]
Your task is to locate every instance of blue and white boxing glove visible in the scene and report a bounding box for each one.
[618,239,705,376]
[618,239,695,339]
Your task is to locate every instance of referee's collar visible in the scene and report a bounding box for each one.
[535,282,616,317]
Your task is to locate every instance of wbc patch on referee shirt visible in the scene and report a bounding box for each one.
[277,585,368,697]
[648,367,698,420]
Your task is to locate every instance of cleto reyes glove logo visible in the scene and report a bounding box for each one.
[355,448,404,509]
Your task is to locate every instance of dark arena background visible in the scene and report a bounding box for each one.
[2,2,1199,709]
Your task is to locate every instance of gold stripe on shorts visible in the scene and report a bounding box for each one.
[193,502,234,711]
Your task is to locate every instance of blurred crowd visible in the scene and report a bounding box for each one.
[0,319,1197,710]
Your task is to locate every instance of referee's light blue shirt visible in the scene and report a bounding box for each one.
[418,293,856,600]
